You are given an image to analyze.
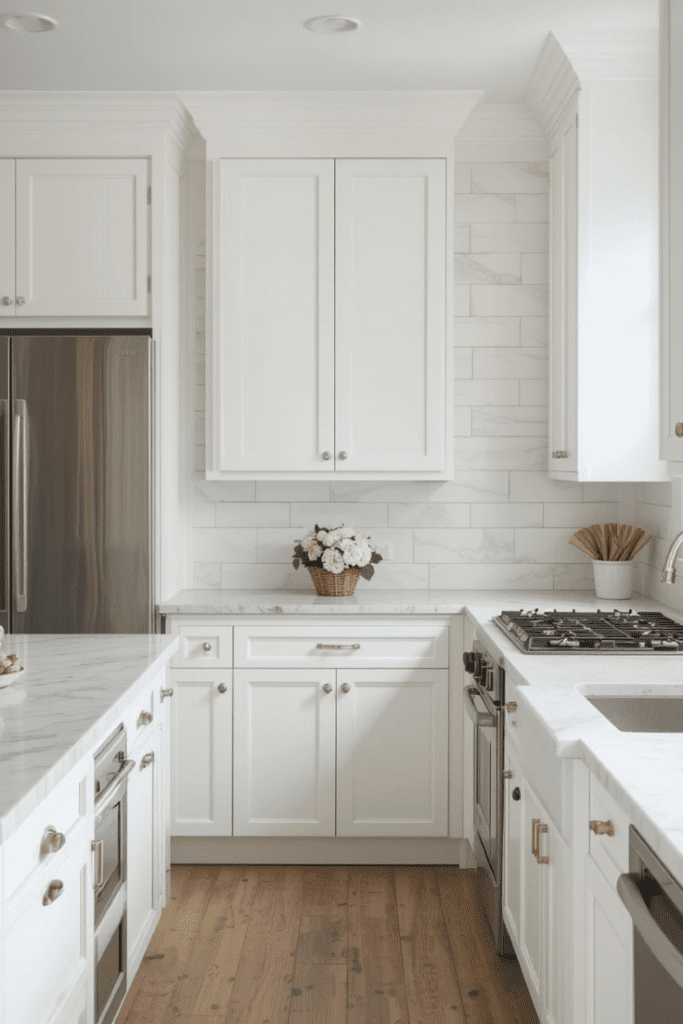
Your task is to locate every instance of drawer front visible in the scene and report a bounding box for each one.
[169,620,233,669]
[123,678,157,752]
[4,761,88,899]
[588,773,630,884]
[5,841,88,1024]
[234,624,449,669]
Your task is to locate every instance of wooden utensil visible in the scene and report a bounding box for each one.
[570,535,598,559]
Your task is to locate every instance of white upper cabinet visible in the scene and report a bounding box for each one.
[209,156,449,480]
[217,159,335,473]
[530,36,667,482]
[1,158,149,317]
[334,159,447,475]
[662,0,683,463]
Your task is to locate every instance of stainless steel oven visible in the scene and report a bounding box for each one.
[463,639,512,955]
[93,726,135,1024]
[619,827,683,1022]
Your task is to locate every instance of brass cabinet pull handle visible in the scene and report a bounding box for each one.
[506,702,517,713]
[532,818,539,859]
[140,752,154,770]
[92,839,104,888]
[160,688,174,701]
[138,710,153,727]
[536,822,549,863]
[552,450,568,458]
[42,879,64,905]
[589,819,615,836]
[502,770,513,779]
[41,826,66,855]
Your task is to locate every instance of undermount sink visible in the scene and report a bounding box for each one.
[586,696,683,733]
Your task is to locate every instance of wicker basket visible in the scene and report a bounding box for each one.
[307,566,361,596]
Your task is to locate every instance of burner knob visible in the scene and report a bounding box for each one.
[483,666,495,691]
[462,651,477,674]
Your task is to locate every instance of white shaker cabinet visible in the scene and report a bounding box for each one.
[0,158,149,317]
[336,668,448,837]
[233,668,337,837]
[584,856,633,1024]
[209,157,449,480]
[169,668,233,837]
[127,726,164,979]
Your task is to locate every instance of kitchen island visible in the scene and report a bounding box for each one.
[0,632,178,1024]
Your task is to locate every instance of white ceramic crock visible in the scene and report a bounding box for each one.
[592,559,634,600]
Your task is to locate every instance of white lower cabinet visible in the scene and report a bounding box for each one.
[336,669,448,837]
[503,742,569,1024]
[127,726,164,977]
[169,668,233,836]
[585,845,634,1024]
[233,669,336,837]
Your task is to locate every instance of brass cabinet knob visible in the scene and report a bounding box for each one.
[160,687,174,701]
[676,423,683,438]
[341,682,351,693]
[138,710,153,727]
[16,296,25,306]
[1,296,12,306]
[41,826,66,855]
[338,451,348,460]
[217,682,228,693]
[322,682,333,693]
[322,451,332,460]
[140,752,154,770]
[202,642,212,651]
[502,770,513,779]
[552,450,568,458]
[589,819,614,836]
[506,702,517,713]
[43,879,64,905]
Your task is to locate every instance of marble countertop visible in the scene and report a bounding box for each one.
[469,608,683,887]
[0,633,178,843]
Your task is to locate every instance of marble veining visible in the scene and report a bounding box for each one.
[0,634,178,843]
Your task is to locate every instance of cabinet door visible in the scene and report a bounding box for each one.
[517,781,545,1014]
[169,668,233,837]
[216,159,335,474]
[15,158,149,316]
[335,159,447,475]
[585,856,634,1024]
[0,160,14,313]
[233,668,336,837]
[336,668,448,837]
[127,727,162,977]
[548,116,578,476]
[502,743,523,952]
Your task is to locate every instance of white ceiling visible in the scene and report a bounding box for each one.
[0,0,657,99]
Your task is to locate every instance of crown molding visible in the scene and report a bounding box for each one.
[457,103,545,143]
[0,92,200,152]
[525,33,580,140]
[178,90,485,136]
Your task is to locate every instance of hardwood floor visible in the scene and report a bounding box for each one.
[118,866,540,1024]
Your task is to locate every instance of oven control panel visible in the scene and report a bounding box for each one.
[463,645,495,691]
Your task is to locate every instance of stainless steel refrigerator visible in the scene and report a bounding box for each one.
[0,334,153,634]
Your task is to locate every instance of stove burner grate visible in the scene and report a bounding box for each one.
[494,610,683,654]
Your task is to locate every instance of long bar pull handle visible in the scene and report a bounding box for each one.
[316,643,361,650]
[91,840,104,888]
[12,401,27,614]
[0,398,8,615]
[532,818,539,859]
[536,823,549,864]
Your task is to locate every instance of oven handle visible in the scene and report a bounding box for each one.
[465,687,496,728]
[95,758,136,809]
[617,873,683,989]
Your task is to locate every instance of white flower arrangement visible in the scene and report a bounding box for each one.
[293,524,383,578]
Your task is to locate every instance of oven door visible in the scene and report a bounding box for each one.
[93,761,134,927]
[95,892,127,1024]
[465,685,502,879]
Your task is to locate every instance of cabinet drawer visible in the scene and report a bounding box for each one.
[5,840,88,1024]
[169,620,233,668]
[234,624,449,668]
[588,773,630,884]
[122,679,158,751]
[3,760,88,900]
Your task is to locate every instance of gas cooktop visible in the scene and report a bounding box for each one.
[493,609,683,653]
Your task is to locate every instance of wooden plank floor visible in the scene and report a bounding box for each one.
[118,866,540,1024]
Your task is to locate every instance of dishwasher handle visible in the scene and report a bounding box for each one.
[464,686,495,728]
[618,872,683,990]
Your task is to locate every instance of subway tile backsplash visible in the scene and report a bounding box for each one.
[190,159,674,593]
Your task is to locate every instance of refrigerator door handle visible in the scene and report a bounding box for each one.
[12,400,27,614]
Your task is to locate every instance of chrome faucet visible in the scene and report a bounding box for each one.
[661,530,683,583]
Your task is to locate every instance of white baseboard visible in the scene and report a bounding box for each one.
[171,836,466,865]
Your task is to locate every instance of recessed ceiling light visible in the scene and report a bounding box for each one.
[304,15,361,34]
[0,12,58,32]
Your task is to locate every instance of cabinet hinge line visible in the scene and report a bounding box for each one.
[147,275,151,294]
[147,186,152,205]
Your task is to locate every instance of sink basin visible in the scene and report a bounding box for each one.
[586,696,683,732]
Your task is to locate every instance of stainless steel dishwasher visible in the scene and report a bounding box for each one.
[618,827,683,1022]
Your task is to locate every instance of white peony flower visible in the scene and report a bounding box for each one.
[324,528,343,547]
[322,547,345,573]
[340,526,355,539]
[306,542,323,560]
[317,529,328,543]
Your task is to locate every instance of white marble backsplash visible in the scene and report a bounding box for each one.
[190,154,673,593]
